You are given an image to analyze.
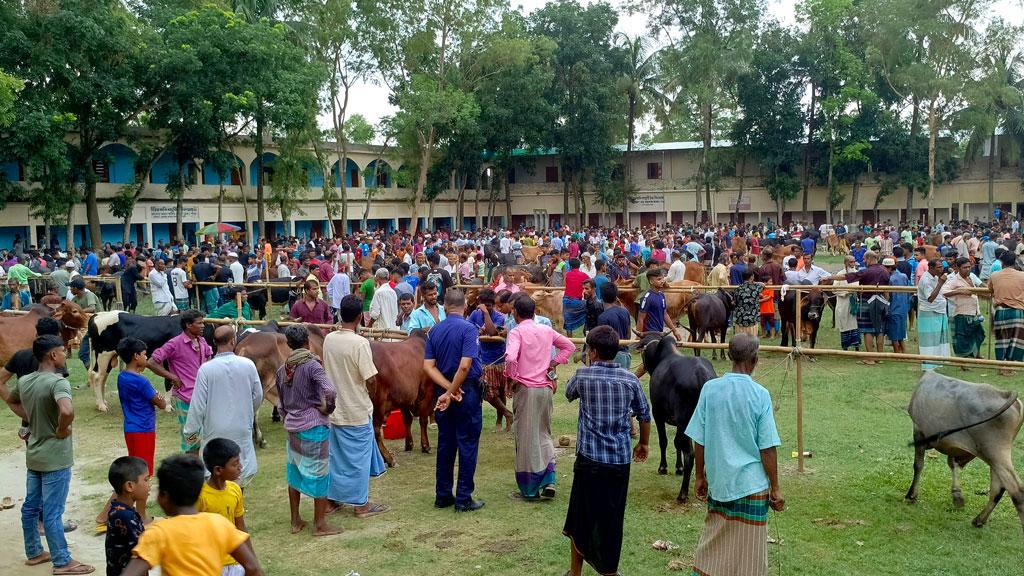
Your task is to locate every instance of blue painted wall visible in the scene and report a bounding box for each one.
[202,156,244,186]
[1,160,20,182]
[307,164,324,188]
[462,217,477,231]
[99,144,137,184]
[150,153,179,185]
[434,217,452,231]
[363,160,392,189]
[249,153,278,187]
[0,226,29,250]
[330,158,361,188]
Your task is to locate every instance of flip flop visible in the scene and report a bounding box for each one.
[354,502,390,519]
[94,523,107,535]
[1,496,14,509]
[52,560,96,575]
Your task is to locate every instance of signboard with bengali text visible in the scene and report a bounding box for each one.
[148,205,199,223]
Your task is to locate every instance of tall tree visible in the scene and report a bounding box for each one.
[0,0,148,250]
[635,0,762,224]
[732,23,804,224]
[866,0,987,223]
[954,19,1024,218]
[532,0,625,228]
[0,70,23,129]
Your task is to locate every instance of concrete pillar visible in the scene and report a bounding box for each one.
[144,222,153,247]
[28,224,37,249]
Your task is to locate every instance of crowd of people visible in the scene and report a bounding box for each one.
[1,213,1023,575]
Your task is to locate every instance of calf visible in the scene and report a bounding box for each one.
[906,371,1024,535]
[247,276,298,319]
[779,284,825,348]
[683,289,734,360]
[0,305,55,365]
[642,334,717,502]
[368,331,434,467]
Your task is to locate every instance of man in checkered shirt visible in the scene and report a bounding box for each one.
[562,326,651,576]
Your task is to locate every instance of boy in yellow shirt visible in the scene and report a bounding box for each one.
[121,455,263,576]
[197,439,251,576]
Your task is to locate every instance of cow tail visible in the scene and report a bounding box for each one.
[910,392,1020,447]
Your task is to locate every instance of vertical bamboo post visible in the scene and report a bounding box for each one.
[987,293,993,360]
[235,289,243,320]
[794,285,805,473]
[114,278,123,311]
[195,283,201,313]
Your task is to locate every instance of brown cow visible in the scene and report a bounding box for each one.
[0,305,55,365]
[368,332,434,467]
[51,300,91,352]
[684,261,706,284]
[771,244,800,265]
[235,324,325,448]
[521,245,543,263]
[731,236,748,255]
[665,280,701,324]
[530,289,564,330]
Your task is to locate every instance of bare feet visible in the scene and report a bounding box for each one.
[313,523,343,537]
[290,519,307,534]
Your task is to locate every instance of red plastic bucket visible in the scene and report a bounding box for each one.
[383,409,406,440]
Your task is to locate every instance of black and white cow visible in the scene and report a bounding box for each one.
[87,311,184,412]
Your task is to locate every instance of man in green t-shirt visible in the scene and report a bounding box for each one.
[69,278,100,368]
[8,334,93,574]
[357,269,374,325]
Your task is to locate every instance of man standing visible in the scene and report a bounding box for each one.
[50,261,74,299]
[666,252,686,283]
[945,257,985,363]
[323,295,390,518]
[407,282,446,332]
[423,289,485,512]
[504,295,575,500]
[183,326,263,487]
[837,251,890,363]
[883,257,910,354]
[9,335,95,574]
[170,257,191,312]
[148,258,176,316]
[917,259,952,370]
[147,310,212,454]
[368,268,399,329]
[326,264,351,321]
[227,252,245,284]
[596,283,633,369]
[687,334,783,576]
[69,278,101,372]
[562,258,589,337]
[191,251,220,313]
[989,250,1024,376]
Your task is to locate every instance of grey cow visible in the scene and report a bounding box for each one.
[906,371,1024,534]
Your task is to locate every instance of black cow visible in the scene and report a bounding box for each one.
[247,276,298,319]
[683,289,734,360]
[779,283,825,349]
[87,311,184,412]
[642,334,717,502]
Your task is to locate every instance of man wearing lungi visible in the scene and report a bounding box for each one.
[989,250,1024,376]
[562,258,589,336]
[563,326,650,576]
[423,289,486,512]
[504,295,575,500]
[323,295,389,518]
[687,334,784,576]
[917,259,952,370]
[833,251,889,364]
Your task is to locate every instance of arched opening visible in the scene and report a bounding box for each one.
[95,143,138,184]
[364,159,393,189]
[249,152,278,187]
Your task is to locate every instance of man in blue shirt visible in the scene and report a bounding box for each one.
[800,234,816,257]
[423,289,485,512]
[82,249,99,276]
[596,283,632,369]
[686,333,783,576]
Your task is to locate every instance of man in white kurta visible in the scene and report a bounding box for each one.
[368,268,399,329]
[184,326,264,487]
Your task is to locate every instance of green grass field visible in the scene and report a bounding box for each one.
[3,255,1024,575]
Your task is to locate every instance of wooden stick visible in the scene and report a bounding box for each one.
[451,283,991,295]
[795,286,805,473]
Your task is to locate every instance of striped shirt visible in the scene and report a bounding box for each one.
[565,362,651,465]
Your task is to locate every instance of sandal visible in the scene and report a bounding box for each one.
[1,496,13,509]
[52,560,95,575]
[508,491,540,502]
[354,502,390,519]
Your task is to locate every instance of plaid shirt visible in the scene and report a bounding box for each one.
[565,361,651,465]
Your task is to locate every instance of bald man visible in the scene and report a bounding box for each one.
[183,325,264,486]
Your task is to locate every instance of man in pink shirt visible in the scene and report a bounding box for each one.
[504,295,575,500]
[146,310,212,454]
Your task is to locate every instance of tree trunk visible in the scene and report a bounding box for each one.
[255,105,266,241]
[562,164,569,228]
[227,143,252,246]
[802,85,817,219]
[408,129,434,237]
[428,195,436,227]
[362,190,372,232]
[572,172,581,227]
[487,177,497,227]
[505,177,513,228]
[697,102,709,224]
[906,97,920,223]
[926,101,938,225]
[826,138,835,224]
[65,202,75,250]
[849,172,860,225]
[474,175,482,230]
[122,217,131,245]
[456,172,467,228]
[734,153,746,223]
[218,182,225,225]
[701,101,713,225]
[175,164,185,242]
[987,129,996,219]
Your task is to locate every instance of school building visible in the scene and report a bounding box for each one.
[0,134,1021,248]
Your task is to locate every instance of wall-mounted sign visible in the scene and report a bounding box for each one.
[729,198,751,211]
[148,205,199,222]
[628,193,665,211]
